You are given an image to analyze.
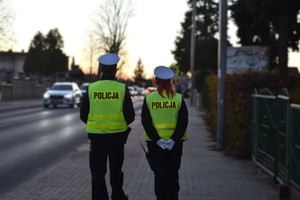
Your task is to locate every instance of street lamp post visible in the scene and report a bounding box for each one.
[217,0,227,150]
[190,0,196,106]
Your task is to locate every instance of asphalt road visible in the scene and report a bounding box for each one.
[0,96,143,196]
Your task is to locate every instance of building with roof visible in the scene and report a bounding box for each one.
[0,50,27,82]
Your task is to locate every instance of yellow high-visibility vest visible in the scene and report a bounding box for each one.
[144,91,188,141]
[87,80,127,133]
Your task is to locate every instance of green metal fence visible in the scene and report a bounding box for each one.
[251,88,300,191]
[290,104,300,190]
[251,89,276,176]
[274,90,290,184]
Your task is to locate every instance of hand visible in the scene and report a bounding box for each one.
[156,139,167,149]
[166,139,175,150]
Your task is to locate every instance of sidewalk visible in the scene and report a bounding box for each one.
[1,101,278,200]
[0,99,42,111]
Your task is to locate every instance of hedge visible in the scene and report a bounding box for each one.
[202,70,300,158]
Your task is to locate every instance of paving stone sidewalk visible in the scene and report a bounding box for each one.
[1,102,278,200]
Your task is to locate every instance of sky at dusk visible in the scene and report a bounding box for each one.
[8,0,300,78]
[10,0,189,78]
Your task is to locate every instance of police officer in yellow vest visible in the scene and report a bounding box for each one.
[141,66,188,200]
[80,53,135,200]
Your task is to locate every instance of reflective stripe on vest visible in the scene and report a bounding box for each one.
[87,80,127,133]
[144,91,188,141]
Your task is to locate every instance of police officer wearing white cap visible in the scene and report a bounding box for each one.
[80,53,135,200]
[141,66,188,200]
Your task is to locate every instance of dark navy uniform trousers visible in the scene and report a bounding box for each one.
[89,137,126,200]
[147,141,183,200]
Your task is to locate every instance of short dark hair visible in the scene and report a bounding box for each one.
[99,63,117,73]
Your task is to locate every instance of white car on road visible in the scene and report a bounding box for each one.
[43,82,82,108]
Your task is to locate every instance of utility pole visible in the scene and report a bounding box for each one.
[88,33,95,75]
[217,0,227,150]
[190,0,196,105]
[90,45,93,75]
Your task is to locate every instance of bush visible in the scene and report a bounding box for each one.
[289,79,300,104]
[202,70,299,158]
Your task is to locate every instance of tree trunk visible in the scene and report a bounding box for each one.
[278,0,290,74]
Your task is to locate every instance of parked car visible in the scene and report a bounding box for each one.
[146,86,157,94]
[43,82,82,108]
[80,82,90,95]
[136,87,146,96]
[128,86,137,96]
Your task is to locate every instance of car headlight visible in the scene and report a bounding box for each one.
[64,93,73,99]
[43,93,50,99]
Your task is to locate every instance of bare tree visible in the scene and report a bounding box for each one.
[93,0,133,55]
[91,0,134,79]
[84,33,99,75]
[0,0,15,51]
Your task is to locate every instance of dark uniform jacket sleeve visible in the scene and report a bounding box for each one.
[141,97,161,142]
[123,86,135,125]
[80,88,90,124]
[141,95,188,143]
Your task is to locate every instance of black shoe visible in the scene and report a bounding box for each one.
[112,195,128,200]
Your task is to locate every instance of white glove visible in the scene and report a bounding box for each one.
[166,139,175,150]
[156,139,167,149]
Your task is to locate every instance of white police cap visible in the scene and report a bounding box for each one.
[154,66,174,80]
[98,53,120,65]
